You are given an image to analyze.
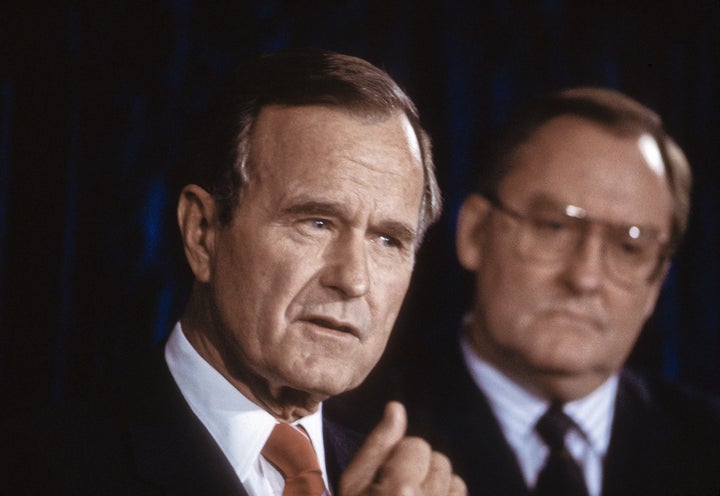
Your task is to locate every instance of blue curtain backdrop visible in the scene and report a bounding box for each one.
[1,1,719,411]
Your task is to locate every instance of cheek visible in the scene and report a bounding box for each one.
[478,252,540,317]
[211,243,303,344]
[374,267,413,320]
[243,237,320,303]
[607,291,654,344]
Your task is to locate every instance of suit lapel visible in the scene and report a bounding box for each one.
[603,371,696,496]
[602,372,648,495]
[323,416,363,493]
[410,338,530,496]
[124,348,364,496]
[449,355,530,495]
[125,349,249,495]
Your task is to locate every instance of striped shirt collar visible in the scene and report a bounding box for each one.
[459,333,617,456]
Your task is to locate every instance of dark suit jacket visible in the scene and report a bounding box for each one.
[2,348,362,495]
[405,338,720,496]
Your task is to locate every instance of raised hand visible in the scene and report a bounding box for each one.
[339,401,467,496]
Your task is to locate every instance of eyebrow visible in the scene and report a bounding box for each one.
[281,200,418,245]
[525,195,567,211]
[281,200,349,219]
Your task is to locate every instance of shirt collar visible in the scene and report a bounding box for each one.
[460,333,617,456]
[460,335,547,440]
[564,375,617,455]
[164,323,327,483]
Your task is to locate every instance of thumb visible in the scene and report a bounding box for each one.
[339,401,407,496]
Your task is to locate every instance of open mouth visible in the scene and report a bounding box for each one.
[305,317,357,336]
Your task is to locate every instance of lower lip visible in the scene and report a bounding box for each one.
[302,321,358,340]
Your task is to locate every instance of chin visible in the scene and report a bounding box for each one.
[314,378,359,398]
[517,348,583,374]
[533,355,591,373]
[300,359,371,394]
[284,373,356,401]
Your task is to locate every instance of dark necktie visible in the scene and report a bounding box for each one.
[261,423,327,496]
[534,404,589,496]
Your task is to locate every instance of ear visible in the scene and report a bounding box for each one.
[177,184,218,283]
[456,194,493,271]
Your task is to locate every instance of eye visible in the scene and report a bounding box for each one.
[304,218,330,230]
[294,218,333,238]
[617,237,654,259]
[378,234,402,249]
[620,241,642,255]
[532,216,571,232]
[608,229,659,265]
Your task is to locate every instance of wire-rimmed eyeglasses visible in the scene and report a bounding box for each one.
[486,195,670,288]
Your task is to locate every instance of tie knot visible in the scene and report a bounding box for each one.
[535,404,576,451]
[261,423,326,496]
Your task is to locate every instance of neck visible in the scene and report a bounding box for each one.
[465,320,611,403]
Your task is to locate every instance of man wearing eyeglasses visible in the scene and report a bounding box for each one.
[407,88,720,496]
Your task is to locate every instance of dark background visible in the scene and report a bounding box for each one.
[1,1,719,413]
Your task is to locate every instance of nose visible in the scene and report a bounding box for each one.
[562,227,605,293]
[320,233,370,298]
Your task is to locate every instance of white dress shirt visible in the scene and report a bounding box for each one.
[460,335,618,496]
[165,323,331,496]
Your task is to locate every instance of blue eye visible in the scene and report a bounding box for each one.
[310,219,327,229]
[379,235,401,248]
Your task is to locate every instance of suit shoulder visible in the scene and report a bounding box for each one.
[0,349,172,495]
[621,369,720,410]
[619,369,720,437]
[0,390,135,494]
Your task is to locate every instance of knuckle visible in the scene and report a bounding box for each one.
[399,436,431,453]
[397,482,416,496]
[450,475,468,496]
[373,480,416,496]
[430,451,451,472]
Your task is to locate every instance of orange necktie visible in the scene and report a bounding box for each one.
[261,423,327,496]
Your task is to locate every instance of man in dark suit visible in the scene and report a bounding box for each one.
[3,49,465,496]
[407,87,720,495]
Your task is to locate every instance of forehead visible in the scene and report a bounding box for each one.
[244,104,424,219]
[499,115,673,232]
[250,103,421,158]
